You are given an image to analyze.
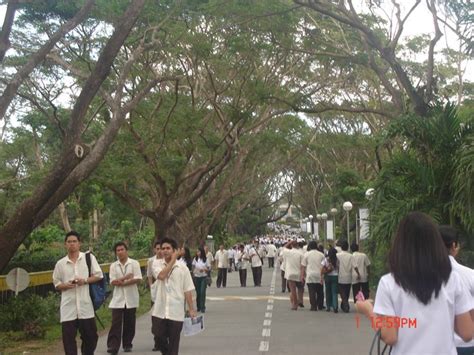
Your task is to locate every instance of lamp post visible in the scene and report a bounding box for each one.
[321,213,328,245]
[316,214,322,240]
[343,201,353,246]
[330,208,337,240]
[309,214,314,238]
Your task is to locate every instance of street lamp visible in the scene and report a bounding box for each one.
[343,201,353,246]
[365,188,375,201]
[316,214,322,240]
[330,208,337,240]
[321,213,328,245]
[308,214,314,237]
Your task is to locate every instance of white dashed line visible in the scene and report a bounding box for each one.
[262,328,271,337]
[265,312,272,318]
[263,319,271,326]
[259,267,277,352]
[259,341,269,351]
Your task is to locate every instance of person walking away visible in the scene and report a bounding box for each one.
[350,243,370,303]
[322,247,339,313]
[215,245,229,288]
[227,247,235,273]
[279,244,290,293]
[151,238,196,354]
[301,241,325,311]
[356,212,473,354]
[107,242,142,354]
[147,241,162,351]
[192,247,211,313]
[249,241,263,286]
[285,241,304,310]
[204,245,214,287]
[53,231,103,355]
[266,242,277,268]
[337,241,353,313]
[439,225,474,355]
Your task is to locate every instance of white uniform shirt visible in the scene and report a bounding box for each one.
[336,250,353,284]
[206,251,214,264]
[302,250,325,283]
[284,249,303,281]
[249,246,263,267]
[449,255,474,348]
[228,249,235,259]
[192,258,211,278]
[53,252,103,322]
[374,272,471,355]
[236,250,249,269]
[108,258,142,309]
[215,250,229,268]
[351,251,371,283]
[279,248,288,272]
[152,259,195,322]
[265,244,277,258]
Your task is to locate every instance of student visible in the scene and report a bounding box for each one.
[301,240,325,311]
[351,242,371,302]
[356,212,473,354]
[107,242,142,354]
[152,238,196,354]
[236,244,249,287]
[322,247,339,313]
[285,240,304,310]
[192,247,211,313]
[249,241,263,286]
[215,245,229,288]
[52,231,103,355]
[439,225,474,355]
[336,241,353,313]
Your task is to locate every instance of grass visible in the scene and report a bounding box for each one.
[0,285,152,354]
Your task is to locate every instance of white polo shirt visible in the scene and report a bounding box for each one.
[215,250,229,268]
[108,257,142,309]
[53,252,103,322]
[284,249,303,281]
[449,255,474,348]
[351,251,371,283]
[302,250,325,283]
[236,250,249,269]
[374,272,471,355]
[249,247,263,267]
[336,250,353,284]
[152,259,195,322]
[192,258,211,278]
[265,244,277,258]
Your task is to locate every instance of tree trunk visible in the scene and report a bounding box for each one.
[58,203,71,232]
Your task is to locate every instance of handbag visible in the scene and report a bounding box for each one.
[369,330,392,355]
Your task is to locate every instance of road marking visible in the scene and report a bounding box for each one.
[262,328,271,337]
[265,312,272,318]
[266,304,273,311]
[263,319,271,326]
[259,341,269,351]
[268,299,274,304]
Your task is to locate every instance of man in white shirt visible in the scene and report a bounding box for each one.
[147,241,162,289]
[350,243,371,303]
[204,245,214,287]
[337,241,353,313]
[249,241,263,286]
[215,245,229,288]
[301,241,325,311]
[152,238,196,355]
[285,241,304,310]
[227,247,235,273]
[52,231,103,355]
[265,242,277,268]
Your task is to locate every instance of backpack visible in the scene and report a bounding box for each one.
[85,251,107,311]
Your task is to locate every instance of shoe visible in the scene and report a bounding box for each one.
[310,308,317,311]
[291,307,297,311]
[334,309,338,313]
[107,350,118,355]
[298,303,304,308]
[281,290,285,293]
[124,347,132,353]
[152,347,159,352]
[326,308,331,312]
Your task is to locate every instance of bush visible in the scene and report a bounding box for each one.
[0,293,59,337]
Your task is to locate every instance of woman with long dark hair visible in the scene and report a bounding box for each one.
[322,247,339,313]
[192,247,210,313]
[357,212,473,354]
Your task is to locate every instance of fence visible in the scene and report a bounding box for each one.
[0,258,149,304]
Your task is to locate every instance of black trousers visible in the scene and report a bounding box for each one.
[268,257,274,268]
[61,317,98,355]
[151,317,184,355]
[216,268,227,287]
[251,266,262,286]
[228,258,235,272]
[307,283,324,310]
[107,307,136,351]
[239,268,247,287]
[352,282,370,303]
[339,283,352,312]
[281,271,290,292]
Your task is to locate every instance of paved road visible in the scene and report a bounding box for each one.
[94,266,374,355]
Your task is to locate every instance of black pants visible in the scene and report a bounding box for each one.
[268,257,274,268]
[352,282,370,303]
[228,258,234,272]
[339,283,352,312]
[251,266,262,286]
[107,307,136,351]
[216,268,227,287]
[307,283,324,310]
[61,317,98,355]
[151,317,184,355]
[239,268,247,287]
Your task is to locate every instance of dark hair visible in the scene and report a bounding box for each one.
[307,240,318,251]
[153,240,162,248]
[327,247,338,269]
[439,225,459,250]
[389,212,451,305]
[317,244,324,253]
[341,240,349,251]
[65,231,80,242]
[160,237,178,250]
[114,241,128,253]
[195,247,207,263]
[183,247,193,271]
[350,243,359,252]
